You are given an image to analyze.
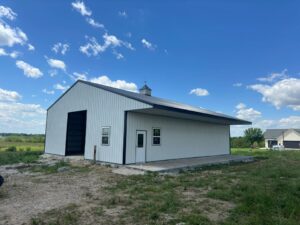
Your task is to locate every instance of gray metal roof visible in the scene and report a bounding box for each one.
[264,129,300,139]
[80,80,250,125]
[48,80,251,125]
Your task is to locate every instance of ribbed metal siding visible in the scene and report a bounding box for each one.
[126,112,230,164]
[45,82,151,164]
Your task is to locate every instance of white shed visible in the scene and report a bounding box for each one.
[44,80,250,164]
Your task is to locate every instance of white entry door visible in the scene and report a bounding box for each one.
[136,131,146,163]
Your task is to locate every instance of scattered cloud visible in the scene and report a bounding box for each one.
[249,78,300,111]
[235,103,261,121]
[141,38,156,50]
[42,89,55,95]
[233,83,242,87]
[231,115,300,137]
[48,69,58,77]
[0,87,46,133]
[0,47,20,58]
[112,50,124,60]
[28,44,35,51]
[47,58,66,71]
[0,101,46,133]
[71,1,91,16]
[90,75,138,92]
[257,69,288,83]
[0,22,28,47]
[0,88,21,102]
[16,60,43,78]
[0,5,17,20]
[52,42,69,55]
[80,34,134,57]
[72,72,87,81]
[118,11,127,18]
[189,88,209,96]
[53,83,70,92]
[86,18,104,28]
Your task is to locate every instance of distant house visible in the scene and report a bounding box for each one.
[264,129,300,149]
[44,80,250,164]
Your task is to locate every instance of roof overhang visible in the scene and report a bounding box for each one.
[130,106,251,125]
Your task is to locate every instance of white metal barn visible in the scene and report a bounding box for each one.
[45,80,250,164]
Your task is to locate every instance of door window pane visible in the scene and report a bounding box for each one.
[137,134,144,147]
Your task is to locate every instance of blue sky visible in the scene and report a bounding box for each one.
[0,0,300,135]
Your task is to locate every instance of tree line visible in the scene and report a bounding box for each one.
[231,128,264,148]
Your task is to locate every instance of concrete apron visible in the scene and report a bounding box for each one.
[127,155,254,173]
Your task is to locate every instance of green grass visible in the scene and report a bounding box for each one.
[0,138,44,165]
[0,149,43,165]
[104,149,300,225]
[0,141,44,152]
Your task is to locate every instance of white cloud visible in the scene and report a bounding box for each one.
[80,34,134,57]
[47,58,66,71]
[257,69,288,83]
[16,60,43,78]
[71,1,91,16]
[0,101,46,133]
[235,103,261,121]
[112,50,124,60]
[249,78,300,111]
[141,38,156,50]
[53,83,70,92]
[233,83,242,87]
[231,116,300,137]
[189,88,209,96]
[0,88,21,102]
[0,22,28,47]
[79,36,105,56]
[86,18,104,28]
[28,44,35,51]
[52,43,69,55]
[0,5,17,20]
[118,11,127,18]
[90,75,138,92]
[42,89,55,95]
[72,72,87,81]
[0,48,20,58]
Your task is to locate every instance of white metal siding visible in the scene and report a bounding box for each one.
[126,112,230,164]
[45,82,151,164]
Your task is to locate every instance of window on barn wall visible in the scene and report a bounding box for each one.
[101,127,110,146]
[152,128,161,145]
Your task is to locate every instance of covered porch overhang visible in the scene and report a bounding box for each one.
[129,106,251,125]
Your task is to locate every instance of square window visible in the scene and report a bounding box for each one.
[153,137,160,145]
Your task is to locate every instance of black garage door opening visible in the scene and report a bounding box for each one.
[283,141,300,149]
[65,110,87,155]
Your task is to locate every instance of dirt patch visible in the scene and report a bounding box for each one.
[0,157,121,225]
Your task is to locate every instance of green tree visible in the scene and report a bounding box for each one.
[244,128,264,148]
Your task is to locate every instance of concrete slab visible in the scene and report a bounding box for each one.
[127,155,254,173]
[112,167,145,176]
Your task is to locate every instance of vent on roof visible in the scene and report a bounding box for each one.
[139,84,152,96]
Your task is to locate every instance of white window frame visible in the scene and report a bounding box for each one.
[152,127,161,146]
[101,126,111,146]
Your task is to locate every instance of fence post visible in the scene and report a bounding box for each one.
[93,145,97,164]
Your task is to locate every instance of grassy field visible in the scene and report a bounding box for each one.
[0,136,44,165]
[1,146,300,225]
[27,148,300,225]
